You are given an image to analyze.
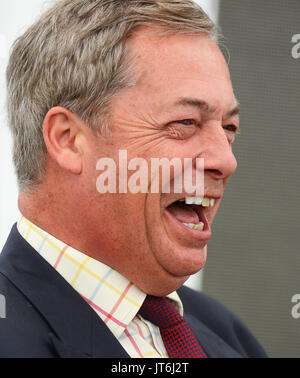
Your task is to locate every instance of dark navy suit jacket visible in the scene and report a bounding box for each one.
[0,225,267,358]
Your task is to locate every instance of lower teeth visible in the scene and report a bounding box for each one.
[183,222,204,231]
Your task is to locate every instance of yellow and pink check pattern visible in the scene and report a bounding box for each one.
[17,216,184,358]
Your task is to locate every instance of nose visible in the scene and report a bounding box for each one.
[200,125,237,180]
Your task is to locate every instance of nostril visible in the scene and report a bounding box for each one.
[205,169,223,178]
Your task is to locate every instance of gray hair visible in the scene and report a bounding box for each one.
[6,0,217,189]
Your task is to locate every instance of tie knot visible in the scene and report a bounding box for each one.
[139,295,183,329]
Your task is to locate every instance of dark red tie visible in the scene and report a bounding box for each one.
[139,295,207,358]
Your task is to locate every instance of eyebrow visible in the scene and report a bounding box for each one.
[174,97,240,119]
[226,103,241,119]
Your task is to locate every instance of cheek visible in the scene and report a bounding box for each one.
[94,194,149,256]
[116,194,148,234]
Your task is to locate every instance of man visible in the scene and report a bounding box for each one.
[0,0,267,358]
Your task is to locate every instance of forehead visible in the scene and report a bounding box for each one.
[125,29,236,114]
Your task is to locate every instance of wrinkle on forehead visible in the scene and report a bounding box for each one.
[117,29,237,122]
[126,31,230,89]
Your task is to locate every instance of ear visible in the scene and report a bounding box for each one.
[43,107,84,175]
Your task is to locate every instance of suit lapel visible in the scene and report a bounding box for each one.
[184,313,243,358]
[0,225,129,358]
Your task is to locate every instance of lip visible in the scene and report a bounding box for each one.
[163,206,212,244]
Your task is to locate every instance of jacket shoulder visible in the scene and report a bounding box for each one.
[0,271,58,358]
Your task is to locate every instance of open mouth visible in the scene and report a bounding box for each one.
[165,196,215,233]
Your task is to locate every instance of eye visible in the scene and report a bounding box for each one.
[166,119,197,140]
[223,124,239,144]
[175,119,196,126]
[223,124,238,133]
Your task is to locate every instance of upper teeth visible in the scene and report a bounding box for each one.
[180,197,215,207]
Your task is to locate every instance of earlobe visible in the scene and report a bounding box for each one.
[43,107,83,175]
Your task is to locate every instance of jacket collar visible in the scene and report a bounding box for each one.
[183,312,243,358]
[0,224,129,358]
[177,287,244,358]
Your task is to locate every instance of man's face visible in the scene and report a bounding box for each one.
[85,30,239,295]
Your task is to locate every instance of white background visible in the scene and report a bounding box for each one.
[0,0,219,289]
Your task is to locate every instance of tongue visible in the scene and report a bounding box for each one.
[167,202,200,224]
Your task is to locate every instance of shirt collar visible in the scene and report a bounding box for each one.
[17,216,183,339]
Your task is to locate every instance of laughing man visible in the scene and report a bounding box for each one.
[0,0,267,358]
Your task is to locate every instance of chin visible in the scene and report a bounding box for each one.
[135,267,194,297]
